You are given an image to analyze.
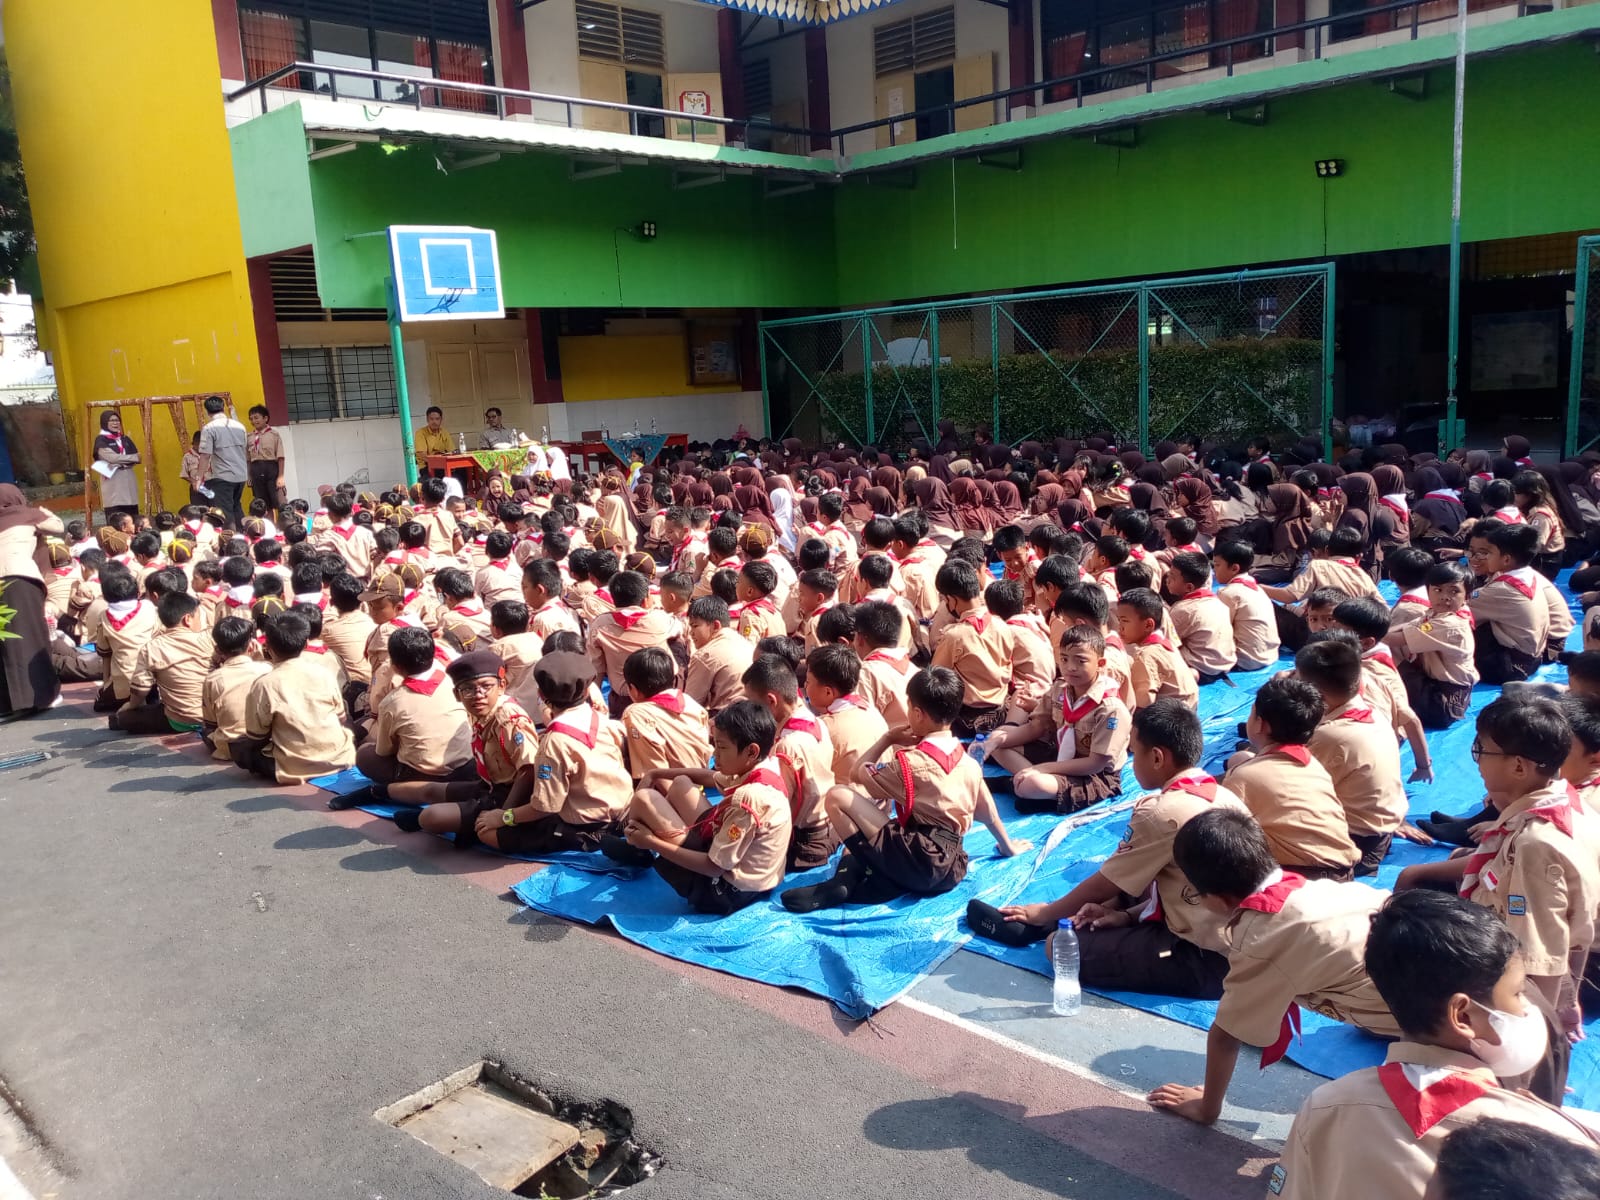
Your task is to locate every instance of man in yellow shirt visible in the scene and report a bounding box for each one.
[413,406,454,467]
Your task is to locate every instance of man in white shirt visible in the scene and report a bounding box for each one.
[197,395,249,526]
[479,407,517,450]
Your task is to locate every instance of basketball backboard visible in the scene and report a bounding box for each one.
[387,225,504,322]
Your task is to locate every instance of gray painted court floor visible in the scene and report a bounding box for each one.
[0,701,1288,1198]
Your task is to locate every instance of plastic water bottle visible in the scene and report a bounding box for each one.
[1052,920,1082,1016]
[968,731,988,762]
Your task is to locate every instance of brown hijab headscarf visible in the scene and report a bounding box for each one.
[1267,482,1313,556]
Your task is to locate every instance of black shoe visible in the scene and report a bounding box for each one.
[328,783,386,811]
[780,879,854,913]
[966,899,1051,947]
[392,807,424,833]
[1416,816,1480,847]
[599,833,654,867]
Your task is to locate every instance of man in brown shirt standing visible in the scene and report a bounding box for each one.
[110,591,214,734]
[587,571,674,715]
[685,596,755,717]
[246,405,284,518]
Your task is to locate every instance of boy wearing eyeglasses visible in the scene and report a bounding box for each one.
[1396,696,1600,1103]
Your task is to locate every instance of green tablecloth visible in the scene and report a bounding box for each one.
[470,448,530,475]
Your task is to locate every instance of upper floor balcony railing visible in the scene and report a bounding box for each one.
[225,0,1543,159]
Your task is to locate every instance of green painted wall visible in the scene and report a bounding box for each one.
[832,42,1600,305]
[304,138,838,310]
[230,104,317,259]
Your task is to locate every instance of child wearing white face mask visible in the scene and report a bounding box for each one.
[1269,890,1599,1200]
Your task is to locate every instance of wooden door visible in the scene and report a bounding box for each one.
[953,52,996,132]
[875,71,915,149]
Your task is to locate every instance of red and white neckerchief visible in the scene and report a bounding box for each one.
[889,736,964,827]
[51,564,74,578]
[257,560,281,572]
[183,519,208,537]
[102,599,148,631]
[1378,495,1409,525]
[485,558,510,572]
[645,689,688,715]
[865,647,914,676]
[1175,587,1215,603]
[224,584,254,609]
[531,600,571,625]
[1453,605,1477,629]
[1395,587,1430,608]
[806,600,837,626]
[304,640,329,655]
[1332,556,1361,569]
[1425,488,1461,502]
[470,696,536,783]
[1512,455,1535,468]
[611,606,649,631]
[249,424,273,456]
[860,587,897,605]
[203,584,227,599]
[1460,783,1581,899]
[595,587,614,606]
[960,610,989,634]
[450,599,486,619]
[1056,677,1115,759]
[1472,471,1494,484]
[1128,545,1147,562]
[327,522,359,543]
[293,591,329,611]
[1139,631,1174,651]
[1270,743,1312,766]
[1362,645,1397,672]
[1234,868,1311,1065]
[1005,611,1049,639]
[697,758,785,841]
[1133,768,1224,925]
[1169,544,1203,557]
[1489,567,1537,599]
[827,694,870,714]
[104,433,127,455]
[1491,505,1525,525]
[111,552,134,567]
[548,705,602,750]
[1377,1062,1493,1138]
[1327,698,1376,724]
[1224,574,1260,591]
[743,596,778,616]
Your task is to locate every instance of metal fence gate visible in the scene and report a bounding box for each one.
[759,264,1335,457]
[1568,236,1600,458]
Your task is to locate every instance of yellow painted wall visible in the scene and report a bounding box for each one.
[4,0,264,511]
[558,334,740,402]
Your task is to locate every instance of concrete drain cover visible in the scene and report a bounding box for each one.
[376,1061,661,1196]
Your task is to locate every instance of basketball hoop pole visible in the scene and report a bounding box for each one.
[387,276,420,487]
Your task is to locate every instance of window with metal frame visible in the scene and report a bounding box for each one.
[873,7,956,76]
[280,346,398,422]
[743,56,773,116]
[576,0,666,70]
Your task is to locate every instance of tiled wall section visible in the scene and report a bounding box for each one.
[279,417,408,500]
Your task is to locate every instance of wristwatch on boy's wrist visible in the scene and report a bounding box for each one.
[502,809,517,827]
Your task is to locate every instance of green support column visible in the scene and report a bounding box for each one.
[1567,240,1594,457]
[929,310,941,430]
[1322,265,1336,462]
[990,302,1001,442]
[387,277,419,487]
[759,328,773,440]
[1137,286,1151,457]
[861,319,874,445]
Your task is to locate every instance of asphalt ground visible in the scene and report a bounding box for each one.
[0,688,1282,1199]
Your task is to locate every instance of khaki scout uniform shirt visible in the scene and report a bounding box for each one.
[861,736,983,835]
[1394,608,1478,687]
[1215,876,1400,1047]
[774,713,835,832]
[855,588,917,654]
[621,690,710,778]
[202,654,270,761]
[245,655,356,784]
[820,697,889,785]
[247,425,283,466]
[1388,588,1432,632]
[1169,590,1237,676]
[96,600,160,702]
[526,706,632,825]
[1469,569,1549,658]
[316,523,377,580]
[1277,556,1383,605]
[1045,675,1131,771]
[1274,1042,1598,1200]
[588,607,674,697]
[471,695,540,787]
[1224,748,1360,871]
[1307,697,1408,837]
[528,599,583,644]
[436,600,494,655]
[1538,570,1574,651]
[321,607,377,684]
[1462,781,1600,979]
[1218,576,1281,667]
[1004,612,1056,709]
[858,648,915,730]
[300,641,348,694]
[735,597,786,645]
[931,609,1015,709]
[475,560,522,607]
[686,627,755,716]
[126,624,214,726]
[704,759,792,893]
[1126,635,1198,709]
[1099,771,1249,953]
[414,506,460,556]
[895,543,945,623]
[494,631,545,715]
[374,670,472,776]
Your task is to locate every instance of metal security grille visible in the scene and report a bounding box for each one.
[743,56,773,115]
[1567,236,1600,456]
[873,7,956,76]
[577,0,665,69]
[281,346,397,422]
[759,264,1334,455]
[247,0,489,43]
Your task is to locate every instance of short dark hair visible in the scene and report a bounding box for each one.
[708,526,738,558]
[1476,695,1570,776]
[1482,478,1516,510]
[1564,650,1600,689]
[1253,675,1325,745]
[1114,560,1155,594]
[399,521,428,551]
[1095,535,1130,567]
[99,564,139,604]
[1110,509,1150,544]
[1117,587,1164,625]
[857,554,894,591]
[1034,555,1079,594]
[1487,522,1540,566]
[130,531,161,559]
[861,517,896,551]
[1054,581,1109,627]
[490,599,529,635]
[1130,698,1202,767]
[1211,540,1255,571]
[485,530,515,559]
[543,630,584,656]
[1328,526,1366,558]
[991,525,1025,554]
[1057,623,1105,657]
[741,560,778,597]
[1305,586,1350,611]
[1172,808,1277,899]
[1385,546,1435,589]
[1364,889,1520,1038]
[854,600,902,649]
[291,601,324,638]
[892,510,928,544]
[425,405,442,417]
[144,567,187,600]
[985,579,1024,620]
[157,591,199,629]
[1164,516,1197,545]
[817,492,844,522]
[329,573,363,613]
[816,605,858,645]
[523,558,562,597]
[688,596,730,627]
[934,560,982,602]
[806,644,860,693]
[659,571,694,599]
[325,492,354,520]
[212,615,254,657]
[742,653,799,702]
[1168,551,1211,587]
[798,568,838,599]
[714,699,777,758]
[754,636,804,673]
[907,666,963,726]
[1562,692,1600,755]
[204,395,225,415]
[709,568,739,606]
[623,645,677,695]
[1433,1118,1600,1200]
[290,562,323,597]
[796,538,832,571]
[609,570,649,608]
[1295,634,1365,695]
[388,625,437,676]
[1332,597,1390,640]
[1426,559,1474,589]
[264,611,311,658]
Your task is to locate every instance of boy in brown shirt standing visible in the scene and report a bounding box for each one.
[619,647,711,779]
[605,700,793,916]
[1116,588,1199,710]
[685,596,756,717]
[780,667,1029,913]
[1164,550,1237,682]
[979,625,1130,814]
[968,699,1244,998]
[1211,540,1281,671]
[1146,807,1401,1126]
[930,560,1015,737]
[804,645,889,788]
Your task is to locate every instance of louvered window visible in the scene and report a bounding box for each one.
[743,57,773,115]
[270,253,386,323]
[873,7,956,76]
[577,0,666,70]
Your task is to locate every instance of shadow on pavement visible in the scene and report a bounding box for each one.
[337,846,449,875]
[274,825,367,851]
[105,773,216,795]
[507,908,571,944]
